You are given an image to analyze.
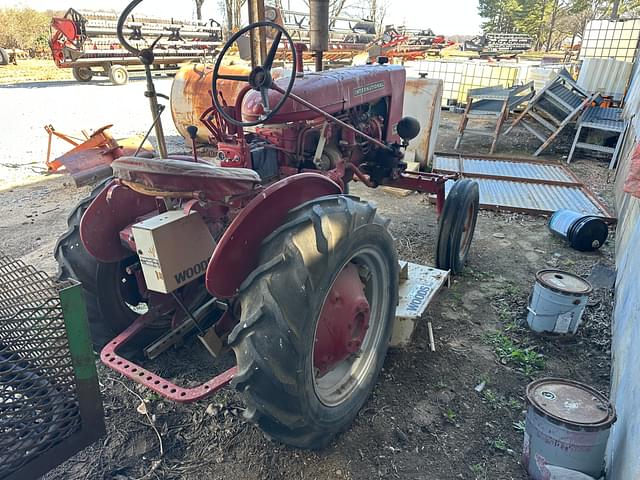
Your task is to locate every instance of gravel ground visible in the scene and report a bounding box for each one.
[0,78,183,188]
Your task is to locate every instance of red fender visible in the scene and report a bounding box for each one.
[80,181,158,263]
[206,173,342,298]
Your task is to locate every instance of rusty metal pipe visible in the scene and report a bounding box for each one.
[309,0,329,52]
[314,50,323,72]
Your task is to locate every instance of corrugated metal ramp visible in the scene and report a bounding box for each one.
[433,154,615,220]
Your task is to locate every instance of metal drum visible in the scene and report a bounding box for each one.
[523,378,616,479]
[526,270,592,334]
[548,209,608,251]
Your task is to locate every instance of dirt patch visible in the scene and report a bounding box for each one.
[0,111,615,480]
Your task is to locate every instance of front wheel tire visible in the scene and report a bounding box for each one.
[435,178,480,274]
[230,195,399,448]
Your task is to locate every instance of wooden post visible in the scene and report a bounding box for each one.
[248,0,267,67]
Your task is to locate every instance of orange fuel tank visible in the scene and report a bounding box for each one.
[170,62,284,143]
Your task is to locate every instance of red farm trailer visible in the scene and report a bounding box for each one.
[49,8,223,85]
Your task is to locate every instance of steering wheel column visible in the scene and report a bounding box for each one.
[117,0,168,158]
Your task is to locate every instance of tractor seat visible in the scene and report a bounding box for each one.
[112,156,261,201]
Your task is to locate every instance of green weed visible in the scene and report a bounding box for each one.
[485,331,545,377]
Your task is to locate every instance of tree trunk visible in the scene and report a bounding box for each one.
[195,0,204,20]
[535,0,548,50]
[225,0,234,33]
[611,0,620,19]
[545,0,559,52]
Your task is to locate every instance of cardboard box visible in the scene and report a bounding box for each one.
[132,210,215,293]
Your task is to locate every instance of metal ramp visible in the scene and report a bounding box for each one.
[432,153,616,220]
[502,70,597,156]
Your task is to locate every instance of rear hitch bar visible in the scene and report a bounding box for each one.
[100,312,236,403]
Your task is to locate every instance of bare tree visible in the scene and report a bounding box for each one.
[221,0,248,32]
[364,0,389,34]
[195,0,205,20]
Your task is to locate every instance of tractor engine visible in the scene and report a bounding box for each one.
[231,64,408,187]
[252,99,388,177]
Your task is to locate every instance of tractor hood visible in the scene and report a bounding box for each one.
[242,64,406,141]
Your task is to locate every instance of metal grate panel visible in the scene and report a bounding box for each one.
[433,154,615,220]
[433,155,575,182]
[0,254,104,480]
[444,178,607,217]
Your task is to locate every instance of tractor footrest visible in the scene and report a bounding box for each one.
[391,261,450,347]
[100,312,236,403]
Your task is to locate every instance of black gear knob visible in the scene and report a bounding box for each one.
[186,125,198,140]
[397,116,421,141]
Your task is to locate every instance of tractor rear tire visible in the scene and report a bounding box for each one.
[72,66,93,82]
[230,195,398,448]
[435,178,479,274]
[54,179,143,350]
[108,65,129,85]
[0,48,8,66]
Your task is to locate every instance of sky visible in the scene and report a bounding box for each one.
[0,0,483,36]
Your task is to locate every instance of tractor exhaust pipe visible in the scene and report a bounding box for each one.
[309,0,329,71]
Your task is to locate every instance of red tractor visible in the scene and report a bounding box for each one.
[55,1,479,448]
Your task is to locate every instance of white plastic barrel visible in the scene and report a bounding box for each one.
[526,270,592,334]
[523,378,616,479]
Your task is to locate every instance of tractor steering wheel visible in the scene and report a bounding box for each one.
[116,0,144,56]
[212,21,298,127]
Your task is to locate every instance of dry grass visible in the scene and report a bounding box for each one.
[0,59,72,84]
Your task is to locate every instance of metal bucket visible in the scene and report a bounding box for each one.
[523,378,616,479]
[526,270,592,334]
[548,209,608,251]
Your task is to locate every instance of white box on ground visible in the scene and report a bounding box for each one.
[391,261,450,347]
[132,210,215,294]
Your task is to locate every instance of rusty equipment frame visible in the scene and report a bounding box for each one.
[0,255,105,480]
[45,124,154,186]
[502,70,597,156]
[455,82,534,154]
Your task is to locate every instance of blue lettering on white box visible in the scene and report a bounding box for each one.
[406,284,432,313]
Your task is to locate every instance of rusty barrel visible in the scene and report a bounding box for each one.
[170,62,252,143]
[523,378,616,479]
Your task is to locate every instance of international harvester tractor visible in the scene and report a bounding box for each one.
[55,0,479,448]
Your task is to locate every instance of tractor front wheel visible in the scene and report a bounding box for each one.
[230,195,398,448]
[435,178,480,274]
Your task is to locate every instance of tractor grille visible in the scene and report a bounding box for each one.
[0,254,104,480]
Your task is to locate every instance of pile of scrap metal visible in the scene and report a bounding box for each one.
[463,33,533,57]
[49,8,223,84]
[236,7,377,64]
[368,25,454,60]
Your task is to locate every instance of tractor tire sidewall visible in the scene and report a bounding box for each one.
[231,195,398,448]
[0,48,8,66]
[290,225,395,426]
[435,179,479,274]
[55,178,141,349]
